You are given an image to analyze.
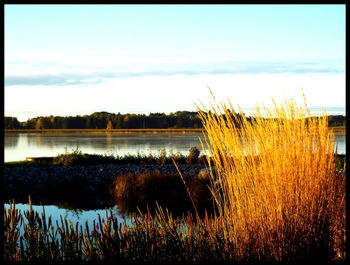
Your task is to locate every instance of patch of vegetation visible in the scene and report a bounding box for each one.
[111,170,212,217]
[52,149,116,166]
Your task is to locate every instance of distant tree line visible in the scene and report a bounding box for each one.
[327,115,347,127]
[4,111,203,130]
[4,112,346,130]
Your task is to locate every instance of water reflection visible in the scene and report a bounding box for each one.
[334,133,346,154]
[4,132,20,148]
[4,132,207,162]
[4,203,133,231]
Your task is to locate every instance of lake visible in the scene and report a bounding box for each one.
[4,130,346,162]
[4,131,208,162]
[4,130,346,229]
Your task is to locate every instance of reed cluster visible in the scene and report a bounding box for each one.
[195,91,346,261]
[3,198,262,262]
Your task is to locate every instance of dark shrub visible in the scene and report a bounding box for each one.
[52,150,88,166]
[112,170,215,217]
[335,154,345,171]
[187,177,213,213]
[186,147,201,164]
[171,152,186,165]
[112,170,198,215]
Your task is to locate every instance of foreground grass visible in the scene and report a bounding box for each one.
[4,171,345,263]
[195,91,346,261]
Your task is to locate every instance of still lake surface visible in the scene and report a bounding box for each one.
[4,131,208,162]
[4,131,346,229]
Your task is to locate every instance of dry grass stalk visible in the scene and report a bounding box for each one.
[195,90,340,261]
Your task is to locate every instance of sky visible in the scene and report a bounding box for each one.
[4,4,346,121]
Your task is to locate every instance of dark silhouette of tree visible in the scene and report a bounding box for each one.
[35,117,52,129]
[4,117,20,129]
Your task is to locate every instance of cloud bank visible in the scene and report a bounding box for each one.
[5,60,344,87]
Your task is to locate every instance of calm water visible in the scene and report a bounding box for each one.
[4,131,207,162]
[4,131,346,228]
[4,131,346,162]
[3,203,135,242]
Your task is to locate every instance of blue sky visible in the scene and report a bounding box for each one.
[5,4,345,121]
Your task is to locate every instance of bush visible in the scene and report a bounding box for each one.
[112,170,212,216]
[186,147,201,164]
[52,149,116,166]
[52,150,88,166]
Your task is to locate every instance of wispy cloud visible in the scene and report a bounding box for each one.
[5,60,344,87]
[5,73,105,86]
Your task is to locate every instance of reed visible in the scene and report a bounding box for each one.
[195,90,345,261]
[4,198,241,261]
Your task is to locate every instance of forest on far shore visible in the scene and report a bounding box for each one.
[4,111,346,130]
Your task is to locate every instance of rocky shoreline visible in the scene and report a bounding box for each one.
[4,164,209,208]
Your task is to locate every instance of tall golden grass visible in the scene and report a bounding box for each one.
[195,90,344,261]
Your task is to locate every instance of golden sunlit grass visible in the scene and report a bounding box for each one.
[195,89,345,261]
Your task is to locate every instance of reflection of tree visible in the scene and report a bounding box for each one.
[47,137,56,149]
[35,133,43,147]
[106,132,113,149]
[4,133,20,148]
